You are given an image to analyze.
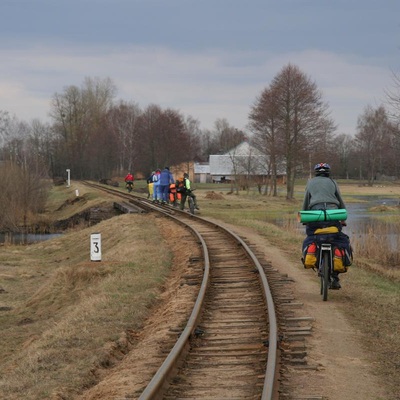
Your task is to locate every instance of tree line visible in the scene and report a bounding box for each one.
[0,77,248,181]
[1,63,400,229]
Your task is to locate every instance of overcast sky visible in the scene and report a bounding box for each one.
[0,0,399,134]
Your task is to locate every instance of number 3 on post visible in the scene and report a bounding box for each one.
[90,233,102,262]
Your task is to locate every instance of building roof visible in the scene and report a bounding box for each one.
[209,142,271,176]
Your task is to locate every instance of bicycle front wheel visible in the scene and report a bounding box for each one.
[188,196,195,214]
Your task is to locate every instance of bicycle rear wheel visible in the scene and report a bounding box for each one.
[321,253,329,301]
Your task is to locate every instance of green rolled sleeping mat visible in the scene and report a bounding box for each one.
[298,209,347,223]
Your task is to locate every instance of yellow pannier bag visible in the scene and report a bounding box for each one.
[333,247,347,273]
[302,242,317,269]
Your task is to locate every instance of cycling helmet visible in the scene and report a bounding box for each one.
[314,162,330,176]
[183,172,189,178]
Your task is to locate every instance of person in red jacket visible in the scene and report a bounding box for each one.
[124,172,134,184]
[124,172,134,192]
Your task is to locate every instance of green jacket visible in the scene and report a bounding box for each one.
[184,177,191,191]
[302,176,346,210]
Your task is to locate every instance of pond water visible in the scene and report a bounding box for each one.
[281,196,400,237]
[0,232,63,245]
[345,197,400,234]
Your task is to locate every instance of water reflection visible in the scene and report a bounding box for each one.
[0,232,62,245]
[345,198,400,235]
[275,196,400,238]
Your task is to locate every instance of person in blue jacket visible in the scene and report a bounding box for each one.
[159,167,175,204]
[152,169,161,203]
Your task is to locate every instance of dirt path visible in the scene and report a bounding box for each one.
[228,222,389,400]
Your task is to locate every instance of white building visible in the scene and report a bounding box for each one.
[194,162,211,183]
[191,142,286,183]
[209,142,273,183]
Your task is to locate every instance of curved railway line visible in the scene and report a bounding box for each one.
[81,182,310,399]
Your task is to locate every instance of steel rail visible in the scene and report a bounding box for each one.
[138,213,210,400]
[137,210,279,399]
[218,221,278,399]
[81,182,279,399]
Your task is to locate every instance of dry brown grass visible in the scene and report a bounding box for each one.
[0,181,400,399]
[0,206,176,399]
[340,268,400,398]
[352,228,400,281]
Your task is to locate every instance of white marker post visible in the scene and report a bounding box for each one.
[66,169,71,187]
[90,233,102,262]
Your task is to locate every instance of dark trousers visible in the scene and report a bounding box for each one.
[180,192,196,210]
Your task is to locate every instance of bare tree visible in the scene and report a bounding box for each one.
[0,161,50,231]
[227,144,242,194]
[157,108,189,166]
[355,105,394,185]
[183,116,202,162]
[331,133,355,179]
[134,105,198,174]
[248,87,281,196]
[234,145,269,194]
[0,110,11,149]
[214,119,246,152]
[197,128,213,161]
[23,119,54,177]
[135,104,163,173]
[384,70,400,125]
[200,118,246,156]
[107,101,142,175]
[269,64,336,199]
[49,77,117,178]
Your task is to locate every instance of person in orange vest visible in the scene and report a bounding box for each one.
[169,182,178,206]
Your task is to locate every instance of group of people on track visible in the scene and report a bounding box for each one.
[125,167,200,210]
[146,167,199,211]
[124,167,199,211]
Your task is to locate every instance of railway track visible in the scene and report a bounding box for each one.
[81,182,280,399]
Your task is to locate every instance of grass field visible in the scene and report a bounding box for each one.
[0,179,399,399]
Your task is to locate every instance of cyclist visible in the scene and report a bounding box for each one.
[302,163,351,289]
[124,172,134,191]
[179,173,199,211]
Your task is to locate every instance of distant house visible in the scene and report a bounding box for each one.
[209,142,284,183]
[170,162,210,183]
[173,142,286,184]
[194,162,211,183]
